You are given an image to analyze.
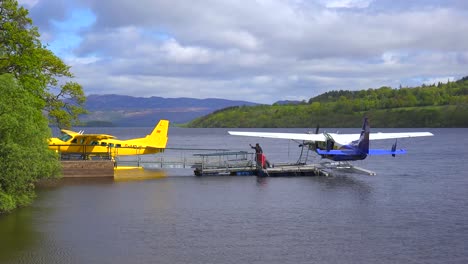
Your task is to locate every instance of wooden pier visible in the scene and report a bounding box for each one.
[61,160,114,178]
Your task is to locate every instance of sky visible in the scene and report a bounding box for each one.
[18,0,468,104]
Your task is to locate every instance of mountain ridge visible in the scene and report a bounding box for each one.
[81,94,258,126]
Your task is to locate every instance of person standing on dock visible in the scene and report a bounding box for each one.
[250,143,271,168]
[250,143,263,154]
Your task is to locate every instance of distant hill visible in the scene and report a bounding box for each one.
[80,94,257,126]
[187,76,468,128]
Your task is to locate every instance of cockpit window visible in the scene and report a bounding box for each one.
[58,133,73,142]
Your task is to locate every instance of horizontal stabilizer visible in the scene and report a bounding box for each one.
[368,149,407,155]
[316,149,359,156]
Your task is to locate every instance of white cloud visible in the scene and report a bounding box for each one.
[161,39,215,64]
[324,0,373,9]
[218,30,260,50]
[252,75,273,84]
[24,0,468,103]
[64,55,100,65]
[381,52,401,65]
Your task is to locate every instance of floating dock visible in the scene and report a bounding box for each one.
[194,163,330,177]
[192,151,331,177]
[257,164,330,177]
[58,150,374,178]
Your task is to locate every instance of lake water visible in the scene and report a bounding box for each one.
[1,127,468,264]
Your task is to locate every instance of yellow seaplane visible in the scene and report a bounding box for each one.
[48,120,169,158]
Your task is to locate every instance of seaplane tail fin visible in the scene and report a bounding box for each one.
[357,117,370,154]
[145,120,170,148]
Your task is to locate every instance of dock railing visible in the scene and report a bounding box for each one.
[113,149,251,170]
[193,151,255,168]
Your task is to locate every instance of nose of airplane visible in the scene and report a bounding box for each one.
[48,138,59,144]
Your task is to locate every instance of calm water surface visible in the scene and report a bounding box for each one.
[1,127,467,264]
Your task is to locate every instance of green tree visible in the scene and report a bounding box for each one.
[0,0,84,213]
[0,0,86,128]
[0,74,60,212]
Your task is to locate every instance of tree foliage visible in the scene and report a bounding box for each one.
[188,77,468,128]
[0,74,60,212]
[0,0,84,213]
[0,0,86,128]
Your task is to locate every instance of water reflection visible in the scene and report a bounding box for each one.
[305,174,375,204]
[114,168,167,182]
[313,174,372,190]
[256,176,269,186]
[37,177,114,188]
[0,209,39,263]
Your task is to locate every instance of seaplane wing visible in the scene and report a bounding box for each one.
[228,131,433,145]
[72,134,117,140]
[370,132,434,140]
[227,131,327,141]
[331,132,433,145]
[58,129,117,140]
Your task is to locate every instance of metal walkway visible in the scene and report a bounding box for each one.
[114,150,255,170]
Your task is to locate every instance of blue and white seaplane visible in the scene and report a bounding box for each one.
[228,118,433,175]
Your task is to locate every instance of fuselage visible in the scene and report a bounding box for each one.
[312,119,370,161]
[313,141,368,161]
[48,120,169,158]
[48,132,164,157]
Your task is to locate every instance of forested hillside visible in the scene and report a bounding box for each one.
[188,77,468,128]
